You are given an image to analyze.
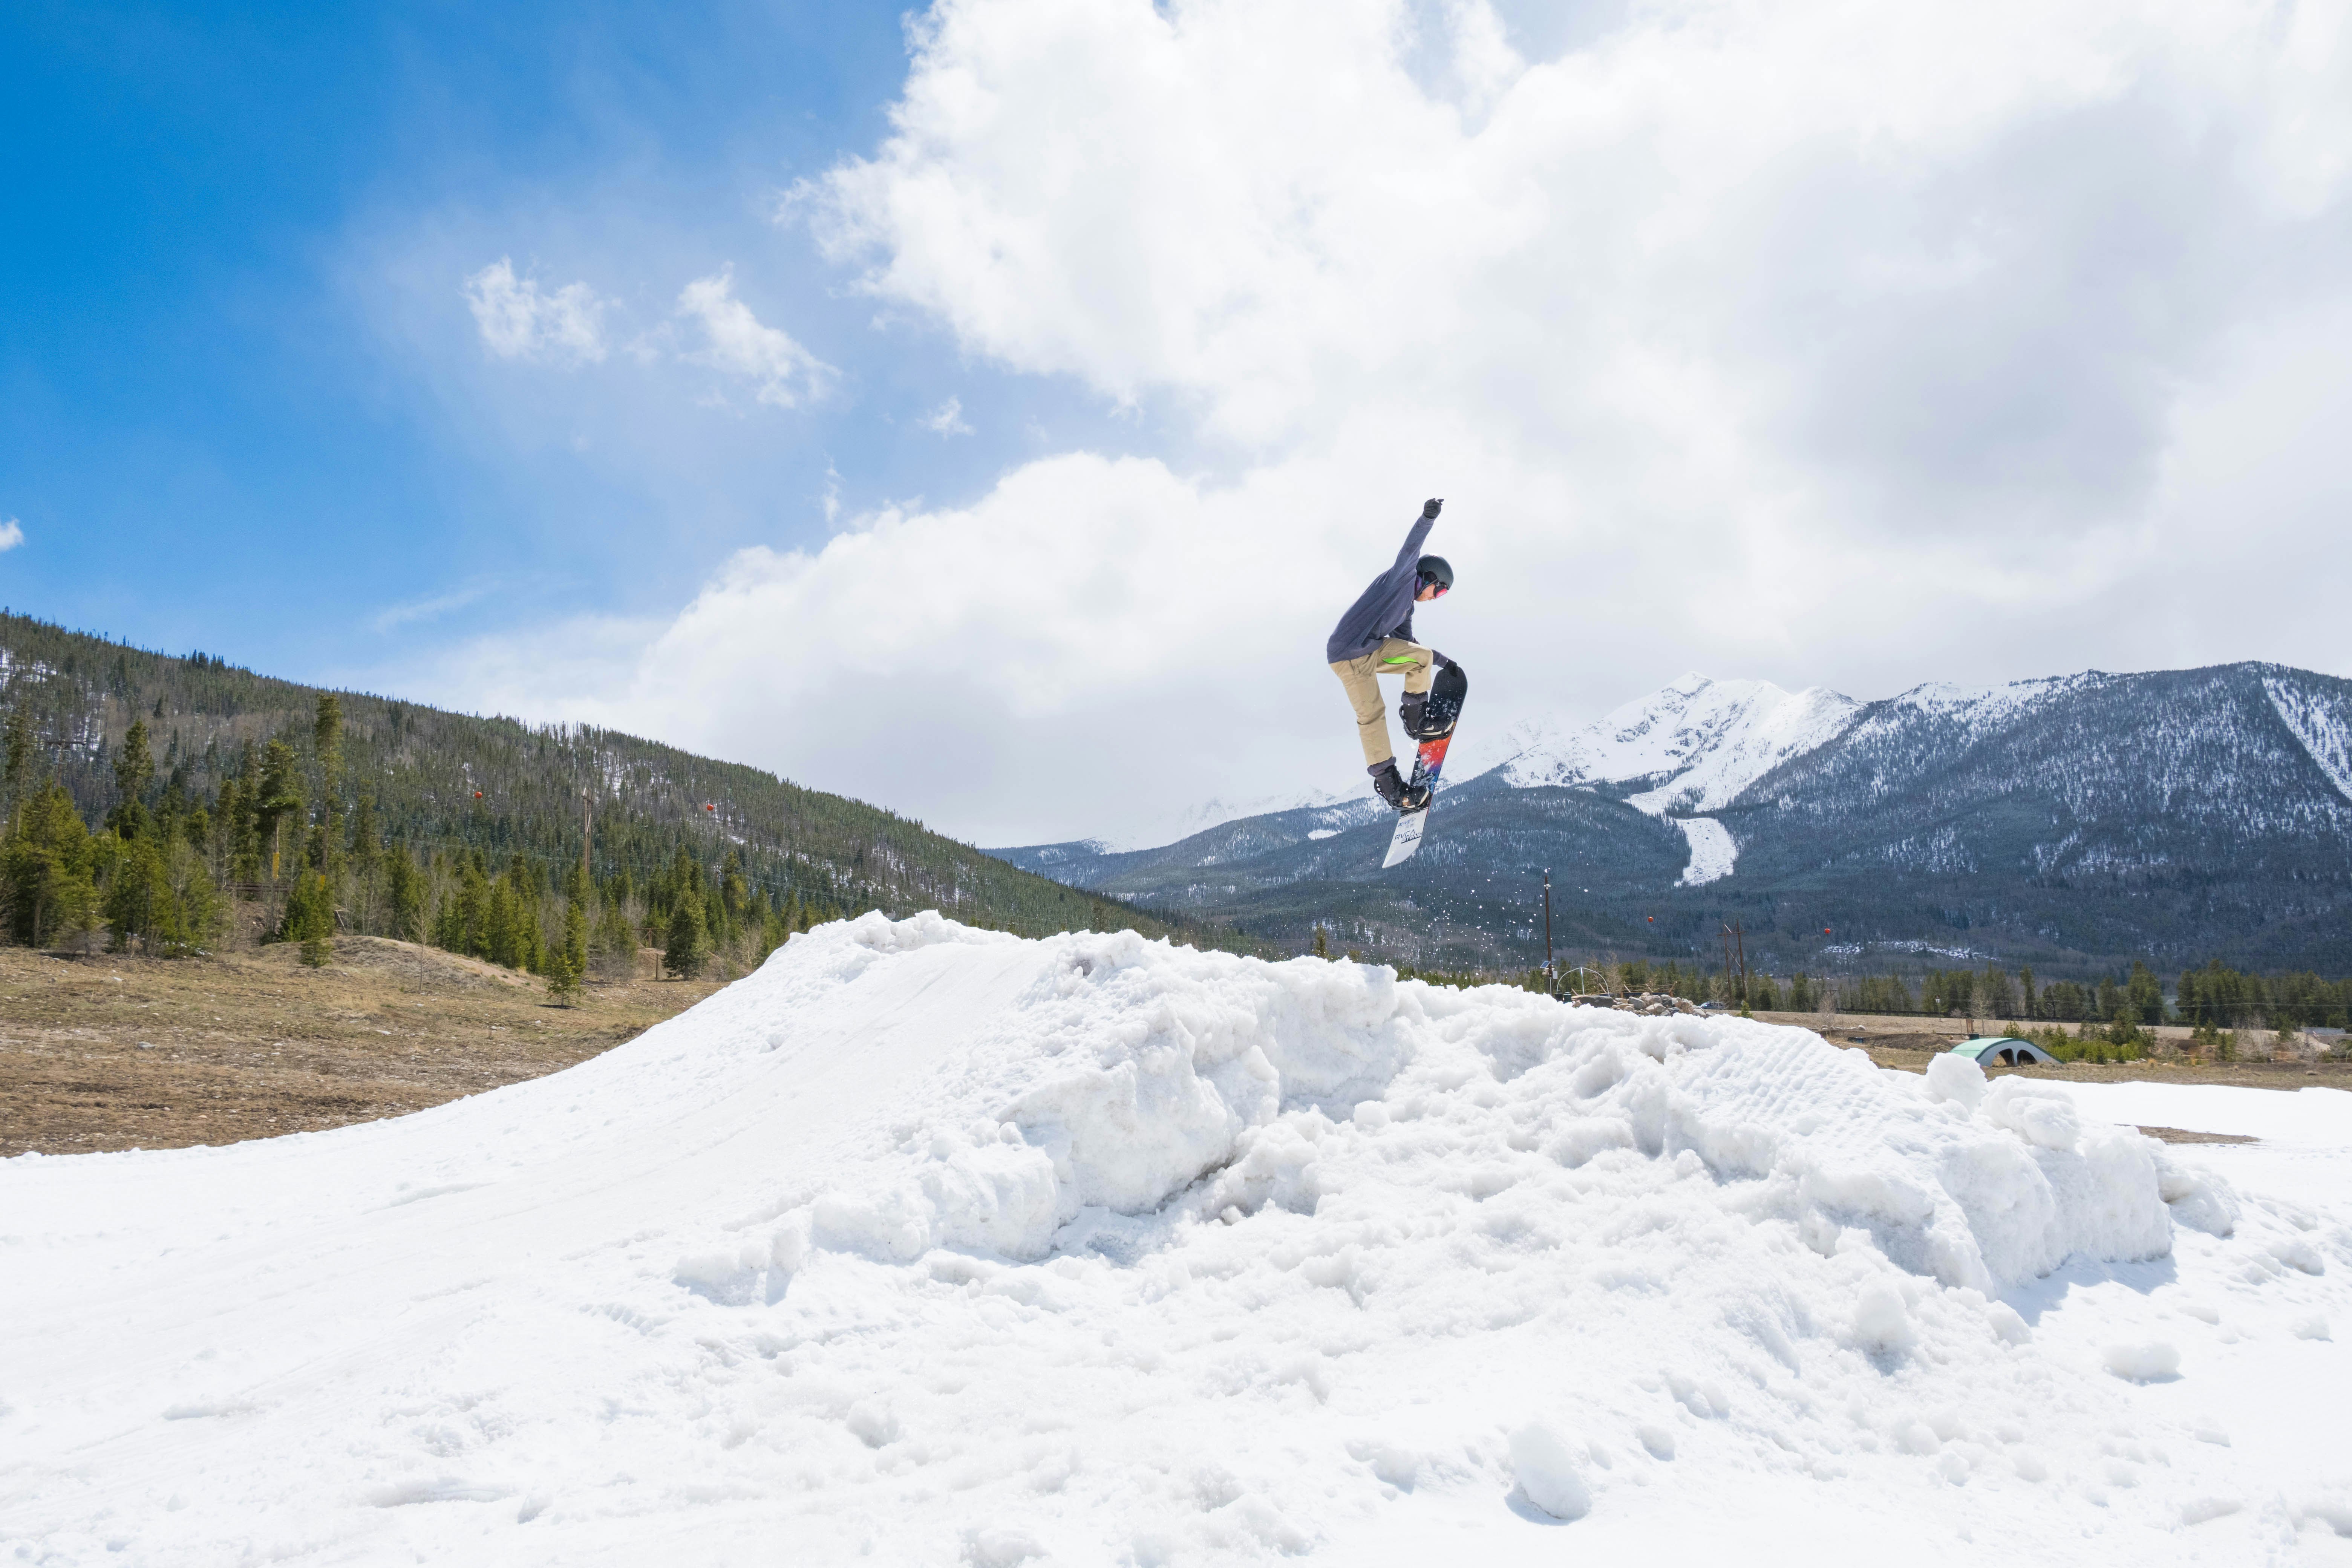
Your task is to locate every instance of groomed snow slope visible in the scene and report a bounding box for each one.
[4,915,2350,1565]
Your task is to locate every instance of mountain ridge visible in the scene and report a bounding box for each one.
[986,662,2352,973]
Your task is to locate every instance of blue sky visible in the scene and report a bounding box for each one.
[6,0,2350,847]
[0,0,1135,664]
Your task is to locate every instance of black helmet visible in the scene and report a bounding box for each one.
[1416,554,1453,591]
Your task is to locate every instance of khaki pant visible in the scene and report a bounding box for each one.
[1331,639,1435,769]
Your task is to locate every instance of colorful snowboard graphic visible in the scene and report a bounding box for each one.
[1382,663,1466,869]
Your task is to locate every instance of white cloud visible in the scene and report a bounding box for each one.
[371,582,495,634]
[463,258,609,363]
[430,452,1365,844]
[0,519,21,552]
[675,266,836,408]
[434,0,2352,845]
[920,395,973,436]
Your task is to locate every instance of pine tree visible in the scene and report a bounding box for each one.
[254,739,303,886]
[719,849,749,946]
[350,791,378,870]
[2,700,34,816]
[665,889,710,980]
[1312,925,1330,959]
[171,839,222,955]
[548,897,588,1003]
[445,857,488,955]
[4,781,98,947]
[485,875,518,968]
[313,694,343,880]
[283,869,335,966]
[110,717,155,840]
[346,792,378,931]
[385,843,425,942]
[104,836,172,952]
[594,893,637,978]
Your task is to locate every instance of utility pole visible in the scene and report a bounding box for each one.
[1721,920,1749,1010]
[1542,869,1555,997]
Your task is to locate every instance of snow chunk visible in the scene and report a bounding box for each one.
[2151,1147,2240,1237]
[1924,1050,1988,1112]
[1851,1281,1917,1355]
[962,1525,1044,1565]
[2102,1341,2182,1381]
[1983,1078,2080,1151]
[1510,1423,1592,1520]
[846,1401,899,1448]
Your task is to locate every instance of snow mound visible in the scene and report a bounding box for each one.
[2,913,2337,1566]
[663,913,2177,1302]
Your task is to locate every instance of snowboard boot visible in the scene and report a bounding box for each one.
[1369,760,1433,813]
[1398,691,1453,741]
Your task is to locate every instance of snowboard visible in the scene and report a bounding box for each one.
[1381,663,1467,868]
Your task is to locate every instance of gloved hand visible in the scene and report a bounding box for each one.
[1433,650,1457,672]
[1422,498,1443,520]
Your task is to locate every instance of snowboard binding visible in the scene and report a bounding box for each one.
[1400,663,1467,741]
[1369,760,1433,813]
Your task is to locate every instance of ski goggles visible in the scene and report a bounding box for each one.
[1418,575,1449,597]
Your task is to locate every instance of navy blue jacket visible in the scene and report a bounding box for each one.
[1326,510,1437,664]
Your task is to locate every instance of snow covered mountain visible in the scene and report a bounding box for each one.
[999,674,1860,888]
[990,663,2352,972]
[1469,674,1864,885]
[10,912,2339,1564]
[1475,673,1862,807]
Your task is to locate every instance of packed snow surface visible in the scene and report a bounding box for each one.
[5,915,2351,1565]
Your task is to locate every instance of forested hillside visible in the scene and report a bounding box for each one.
[0,612,1256,979]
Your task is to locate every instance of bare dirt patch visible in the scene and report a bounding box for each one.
[2131,1127,2260,1145]
[0,940,726,1157]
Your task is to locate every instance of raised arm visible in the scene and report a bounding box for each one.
[1389,497,1442,576]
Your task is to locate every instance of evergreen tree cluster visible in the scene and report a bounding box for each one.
[0,612,1253,979]
[1354,946,2352,1046]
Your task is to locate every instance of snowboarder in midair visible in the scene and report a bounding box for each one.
[1327,498,1456,811]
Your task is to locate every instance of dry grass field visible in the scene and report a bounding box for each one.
[0,937,724,1157]
[6,956,2346,1159]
